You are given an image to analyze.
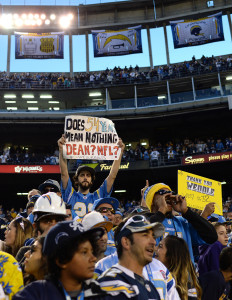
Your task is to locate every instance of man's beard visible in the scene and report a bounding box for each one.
[75,181,92,191]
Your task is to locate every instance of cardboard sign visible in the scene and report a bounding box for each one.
[63,115,121,160]
[178,170,222,215]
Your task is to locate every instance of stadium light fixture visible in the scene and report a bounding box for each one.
[28,13,34,19]
[34,14,39,19]
[221,181,227,185]
[226,76,232,80]
[36,19,42,26]
[5,101,16,103]
[4,94,16,98]
[45,19,50,25]
[7,107,17,110]
[89,92,102,97]
[40,95,52,98]
[53,107,60,110]
[28,107,39,110]
[50,14,56,20]
[13,14,19,19]
[68,13,74,20]
[158,95,166,100]
[27,101,38,103]
[59,16,70,28]
[48,101,59,103]
[141,142,147,146]
[114,190,127,193]
[15,19,23,26]
[22,14,27,20]
[17,193,28,196]
[22,94,34,98]
[41,14,46,20]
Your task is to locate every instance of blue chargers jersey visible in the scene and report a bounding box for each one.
[98,264,160,300]
[157,216,205,262]
[61,178,111,218]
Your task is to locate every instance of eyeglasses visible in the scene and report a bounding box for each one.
[156,189,175,195]
[121,215,147,231]
[97,207,115,214]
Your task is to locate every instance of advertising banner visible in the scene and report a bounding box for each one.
[92,25,142,57]
[178,170,222,215]
[15,32,64,59]
[0,165,60,174]
[182,151,232,165]
[170,12,224,48]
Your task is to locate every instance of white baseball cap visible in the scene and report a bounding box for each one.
[82,211,113,232]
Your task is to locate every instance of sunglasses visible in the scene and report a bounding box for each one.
[156,189,175,195]
[44,187,57,193]
[121,215,147,231]
[97,207,115,214]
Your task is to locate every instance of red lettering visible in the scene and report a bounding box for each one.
[66,144,72,155]
[109,146,113,156]
[84,145,90,155]
[104,145,108,156]
[97,145,103,155]
[73,144,77,155]
[78,144,84,155]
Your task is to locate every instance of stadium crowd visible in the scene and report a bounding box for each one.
[1,136,232,166]
[0,135,231,299]
[0,54,231,89]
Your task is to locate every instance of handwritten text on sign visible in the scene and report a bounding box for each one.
[63,116,121,160]
[178,170,222,215]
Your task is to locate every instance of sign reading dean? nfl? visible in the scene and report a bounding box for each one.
[178,170,222,215]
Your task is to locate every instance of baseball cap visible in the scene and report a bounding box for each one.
[92,197,119,211]
[115,210,123,217]
[82,211,113,232]
[115,215,165,246]
[75,165,95,179]
[43,220,104,257]
[144,183,172,211]
[38,179,60,193]
[26,194,40,209]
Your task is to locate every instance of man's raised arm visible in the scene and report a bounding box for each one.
[57,134,69,190]
[106,138,125,194]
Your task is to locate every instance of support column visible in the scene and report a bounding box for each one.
[227,11,232,41]
[163,24,170,66]
[134,85,138,108]
[69,33,73,78]
[106,88,109,110]
[146,25,153,70]
[167,81,171,104]
[7,33,11,74]
[218,72,224,96]
[85,31,89,73]
[191,76,196,100]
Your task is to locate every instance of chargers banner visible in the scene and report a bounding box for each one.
[178,170,222,215]
[92,25,142,57]
[170,12,224,48]
[15,32,64,59]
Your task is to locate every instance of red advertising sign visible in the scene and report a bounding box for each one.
[0,165,60,174]
[182,151,232,165]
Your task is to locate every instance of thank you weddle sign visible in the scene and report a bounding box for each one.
[63,115,121,160]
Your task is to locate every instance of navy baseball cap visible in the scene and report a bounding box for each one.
[75,165,95,179]
[38,179,60,193]
[43,220,104,257]
[115,215,165,247]
[92,197,119,211]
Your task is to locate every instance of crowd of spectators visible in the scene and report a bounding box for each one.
[0,54,231,89]
[1,136,232,166]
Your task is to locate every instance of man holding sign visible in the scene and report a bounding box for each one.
[57,115,125,219]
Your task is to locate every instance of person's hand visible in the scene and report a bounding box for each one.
[118,138,125,152]
[140,180,149,208]
[171,195,188,214]
[201,202,215,219]
[57,134,66,150]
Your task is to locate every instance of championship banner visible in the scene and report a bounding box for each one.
[92,25,142,57]
[15,32,64,59]
[178,170,222,215]
[170,12,224,48]
[63,115,121,160]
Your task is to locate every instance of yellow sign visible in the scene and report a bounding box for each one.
[178,170,222,215]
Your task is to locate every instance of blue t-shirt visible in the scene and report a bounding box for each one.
[61,178,111,218]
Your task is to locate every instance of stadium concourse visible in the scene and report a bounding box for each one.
[0,0,232,299]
